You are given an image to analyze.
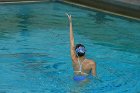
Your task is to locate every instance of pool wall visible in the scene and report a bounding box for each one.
[63,0,140,19]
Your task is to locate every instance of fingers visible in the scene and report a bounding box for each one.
[65,13,69,16]
[65,13,72,22]
[65,13,71,18]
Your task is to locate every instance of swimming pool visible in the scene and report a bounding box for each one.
[0,1,140,93]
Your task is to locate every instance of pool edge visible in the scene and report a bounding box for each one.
[62,0,140,21]
[0,0,51,4]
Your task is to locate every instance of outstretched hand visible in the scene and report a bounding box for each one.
[66,13,72,22]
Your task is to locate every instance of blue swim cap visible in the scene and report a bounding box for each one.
[76,46,86,54]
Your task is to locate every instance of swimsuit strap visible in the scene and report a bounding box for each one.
[78,57,86,73]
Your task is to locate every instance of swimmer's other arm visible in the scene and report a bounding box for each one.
[91,61,96,76]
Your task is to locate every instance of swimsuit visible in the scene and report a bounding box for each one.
[73,75,87,81]
[73,58,88,81]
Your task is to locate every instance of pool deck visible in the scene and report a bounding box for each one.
[63,0,140,20]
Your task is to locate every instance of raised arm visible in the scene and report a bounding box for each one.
[66,13,77,61]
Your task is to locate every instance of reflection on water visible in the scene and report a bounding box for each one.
[16,6,31,38]
[88,12,113,24]
[94,12,106,24]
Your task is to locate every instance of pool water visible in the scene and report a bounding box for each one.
[0,2,140,93]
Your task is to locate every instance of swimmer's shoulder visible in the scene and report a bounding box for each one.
[86,59,96,66]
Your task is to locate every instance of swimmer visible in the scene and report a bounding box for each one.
[66,13,96,81]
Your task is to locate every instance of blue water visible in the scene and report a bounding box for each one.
[0,2,140,93]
